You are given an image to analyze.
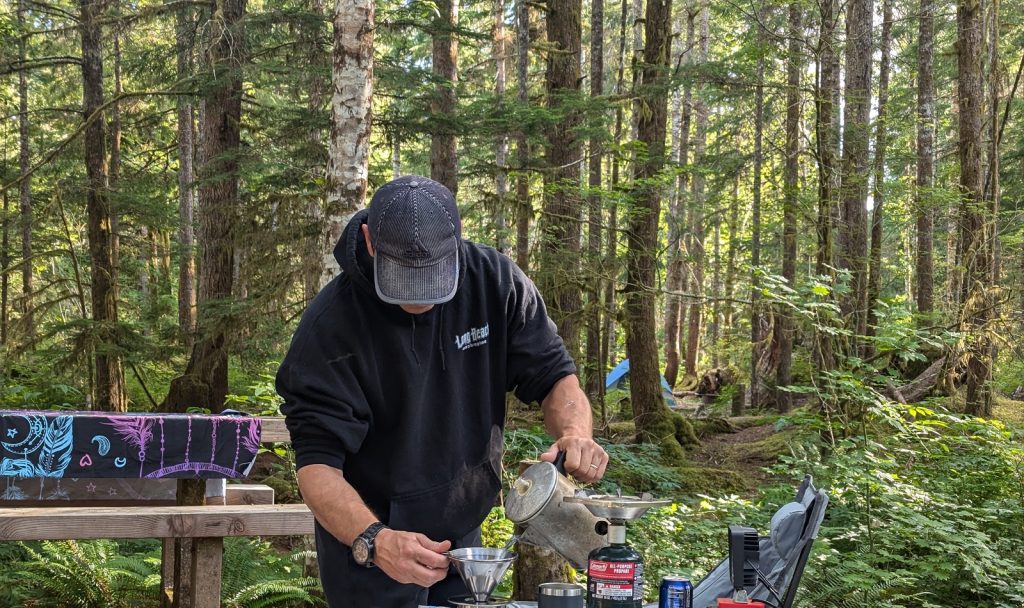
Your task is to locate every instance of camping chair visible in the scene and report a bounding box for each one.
[690,475,829,608]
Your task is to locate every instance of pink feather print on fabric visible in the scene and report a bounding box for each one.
[241,418,261,455]
[104,417,155,477]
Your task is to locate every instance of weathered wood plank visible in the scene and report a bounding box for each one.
[0,504,314,541]
[225,484,275,505]
[259,416,290,443]
[190,538,224,608]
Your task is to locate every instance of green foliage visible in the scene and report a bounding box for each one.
[18,539,158,608]
[481,507,517,597]
[3,537,323,607]
[782,404,1024,607]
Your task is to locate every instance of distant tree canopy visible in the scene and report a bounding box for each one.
[0,0,1021,422]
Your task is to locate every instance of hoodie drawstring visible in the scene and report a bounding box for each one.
[410,315,420,366]
[438,304,447,371]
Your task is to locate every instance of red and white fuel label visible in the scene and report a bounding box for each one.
[588,560,644,600]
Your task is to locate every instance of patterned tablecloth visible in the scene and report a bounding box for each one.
[1,410,262,502]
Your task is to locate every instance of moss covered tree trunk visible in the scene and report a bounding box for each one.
[626,0,690,461]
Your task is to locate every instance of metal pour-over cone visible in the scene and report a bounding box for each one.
[446,547,516,602]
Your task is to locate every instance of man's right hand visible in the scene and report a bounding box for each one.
[374,528,452,587]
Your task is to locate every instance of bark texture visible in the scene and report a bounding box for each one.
[163,0,246,415]
[777,2,801,413]
[626,0,683,460]
[514,0,531,271]
[494,0,509,253]
[538,0,583,355]
[584,0,605,402]
[18,0,33,340]
[867,0,892,340]
[749,20,765,412]
[815,0,839,277]
[957,0,991,416]
[664,8,695,390]
[683,3,709,380]
[915,0,935,315]
[177,3,197,341]
[322,0,373,287]
[838,0,874,346]
[81,0,127,412]
[431,0,459,196]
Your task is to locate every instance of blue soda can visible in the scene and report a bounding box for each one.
[659,575,692,608]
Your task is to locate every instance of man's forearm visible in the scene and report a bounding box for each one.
[541,374,593,439]
[297,464,379,545]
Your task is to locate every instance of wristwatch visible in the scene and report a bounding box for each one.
[352,522,387,567]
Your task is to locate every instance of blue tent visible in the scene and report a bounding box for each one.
[604,359,677,406]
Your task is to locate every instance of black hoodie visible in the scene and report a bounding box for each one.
[277,210,575,606]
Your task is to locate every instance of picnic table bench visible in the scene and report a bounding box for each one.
[0,411,314,608]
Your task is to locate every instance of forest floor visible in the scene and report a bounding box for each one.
[689,417,790,494]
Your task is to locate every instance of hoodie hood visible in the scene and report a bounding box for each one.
[335,209,374,295]
[333,208,468,302]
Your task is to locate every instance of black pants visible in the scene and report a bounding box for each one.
[316,520,480,607]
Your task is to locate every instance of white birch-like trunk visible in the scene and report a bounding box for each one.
[322,0,374,288]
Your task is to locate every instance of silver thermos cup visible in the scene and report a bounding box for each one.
[537,582,585,608]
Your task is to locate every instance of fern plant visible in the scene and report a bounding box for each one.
[19,539,159,608]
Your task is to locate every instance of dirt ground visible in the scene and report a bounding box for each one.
[690,419,793,494]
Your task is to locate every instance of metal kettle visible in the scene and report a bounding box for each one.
[503,452,608,569]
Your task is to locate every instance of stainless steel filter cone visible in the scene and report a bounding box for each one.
[446,547,516,602]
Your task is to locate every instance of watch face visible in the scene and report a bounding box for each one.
[352,538,369,564]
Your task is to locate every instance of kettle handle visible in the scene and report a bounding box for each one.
[553,450,567,475]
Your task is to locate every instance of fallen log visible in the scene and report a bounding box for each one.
[885,356,947,404]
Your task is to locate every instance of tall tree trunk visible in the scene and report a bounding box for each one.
[163,0,246,414]
[839,0,874,349]
[109,0,122,280]
[538,0,583,355]
[985,0,999,280]
[1,187,8,345]
[303,0,328,302]
[514,0,531,271]
[777,2,801,413]
[321,0,373,287]
[176,3,197,341]
[867,0,892,342]
[815,0,839,277]
[710,193,720,367]
[17,0,33,341]
[108,0,122,280]
[627,0,680,458]
[81,0,126,412]
[494,0,510,254]
[603,0,630,414]
[683,2,709,380]
[664,6,694,389]
[749,23,765,412]
[431,0,459,195]
[915,0,935,315]
[958,0,990,416]
[585,0,605,403]
[723,172,740,330]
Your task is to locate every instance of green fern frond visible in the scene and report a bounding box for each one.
[223,577,324,608]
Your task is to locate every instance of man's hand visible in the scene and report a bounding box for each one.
[374,528,452,587]
[540,436,608,483]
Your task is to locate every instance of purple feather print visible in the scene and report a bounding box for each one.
[241,419,261,455]
[104,417,154,477]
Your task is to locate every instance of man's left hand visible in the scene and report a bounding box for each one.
[540,436,608,483]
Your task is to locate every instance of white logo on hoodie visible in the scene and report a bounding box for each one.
[454,323,489,351]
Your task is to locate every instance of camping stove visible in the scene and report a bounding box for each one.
[562,493,669,608]
[447,595,514,608]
